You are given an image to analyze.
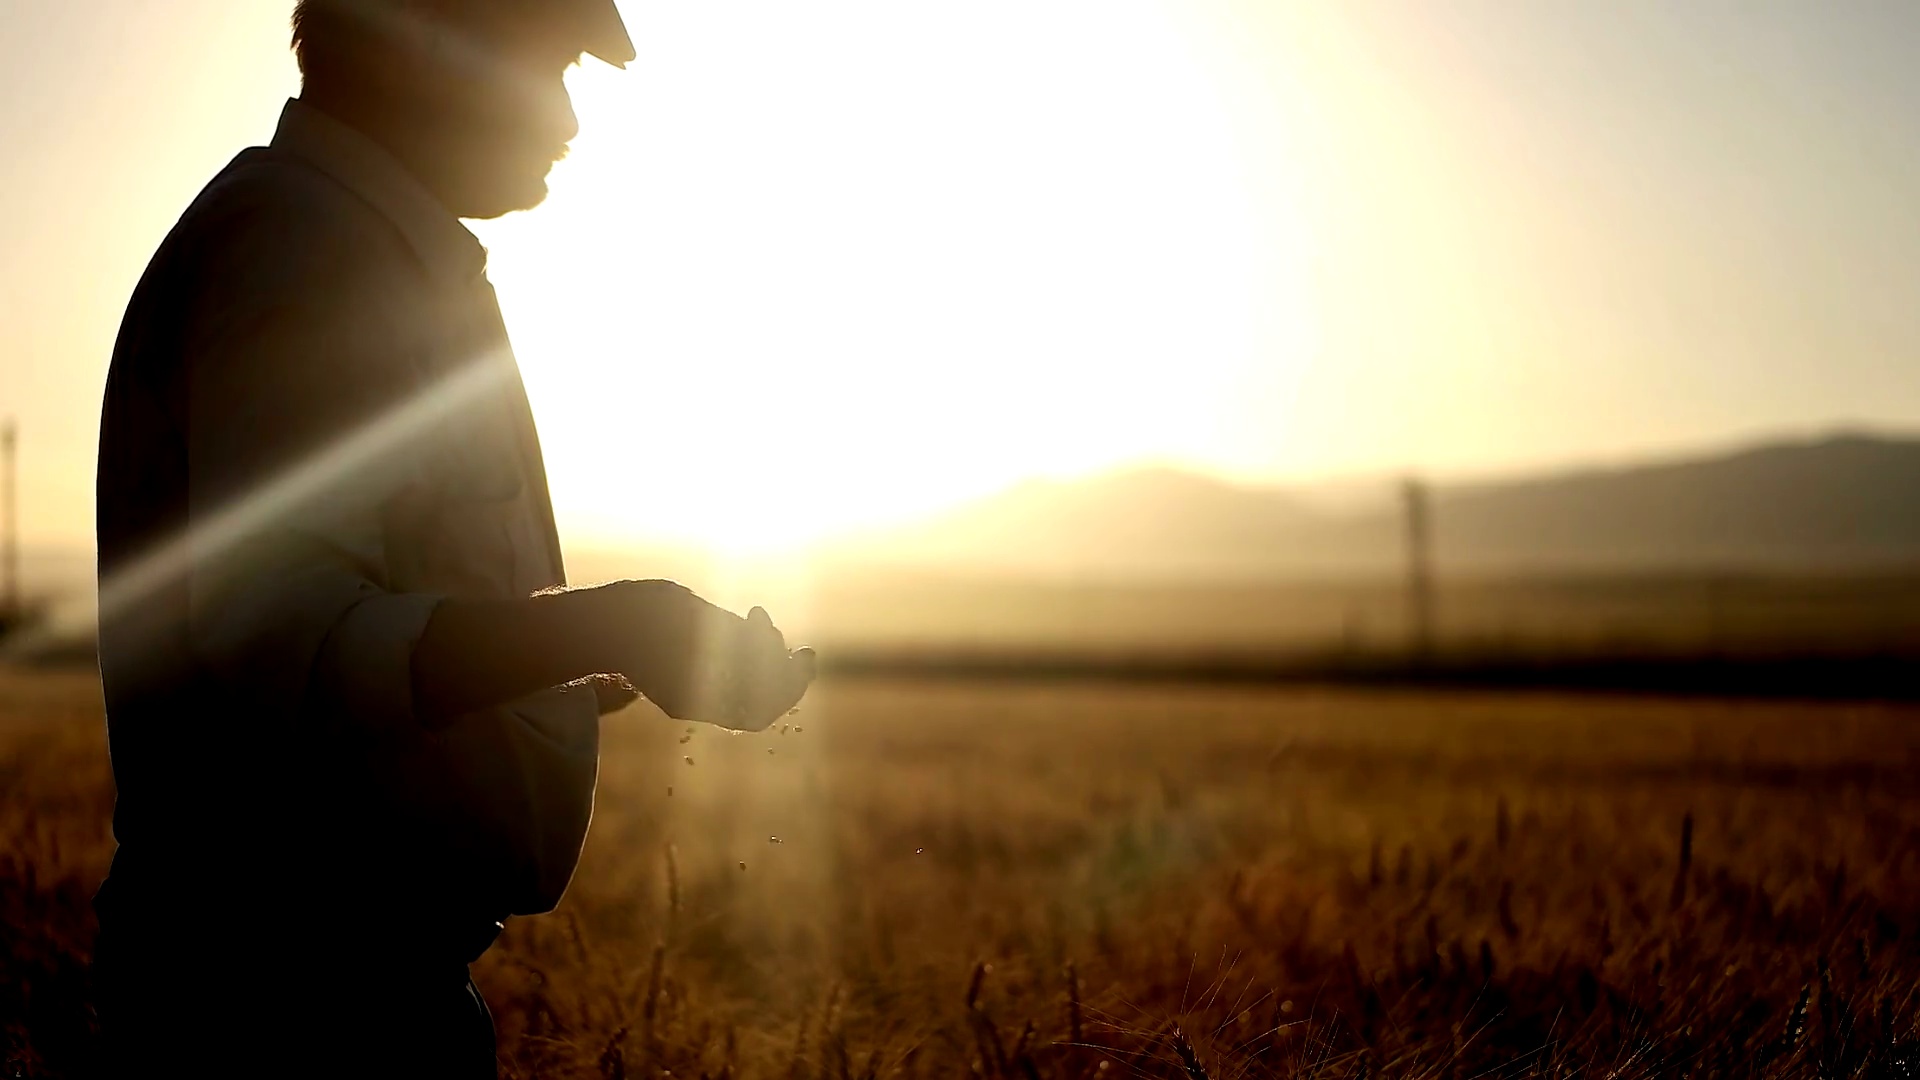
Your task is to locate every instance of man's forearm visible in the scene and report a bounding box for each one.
[409,583,652,728]
[409,579,811,732]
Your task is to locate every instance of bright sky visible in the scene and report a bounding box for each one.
[2,1,1918,553]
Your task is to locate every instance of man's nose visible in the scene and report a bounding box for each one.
[555,90,580,147]
[530,80,580,147]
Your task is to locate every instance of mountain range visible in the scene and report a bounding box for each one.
[830,432,1920,578]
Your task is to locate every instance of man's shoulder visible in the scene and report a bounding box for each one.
[164,147,419,295]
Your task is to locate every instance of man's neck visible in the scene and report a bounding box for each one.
[296,87,452,211]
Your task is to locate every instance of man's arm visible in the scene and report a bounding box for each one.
[408,579,815,730]
[408,591,613,726]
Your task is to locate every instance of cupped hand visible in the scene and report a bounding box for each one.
[609,581,816,731]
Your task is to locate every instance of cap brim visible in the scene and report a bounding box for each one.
[584,1,637,68]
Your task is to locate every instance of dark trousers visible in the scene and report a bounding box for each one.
[94,929,497,1079]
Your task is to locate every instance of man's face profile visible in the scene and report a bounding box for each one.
[296,0,595,219]
[421,8,584,218]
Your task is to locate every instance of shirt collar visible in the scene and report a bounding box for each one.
[269,98,489,284]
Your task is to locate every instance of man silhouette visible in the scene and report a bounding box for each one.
[92,1,814,1075]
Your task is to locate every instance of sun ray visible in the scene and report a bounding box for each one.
[12,345,519,661]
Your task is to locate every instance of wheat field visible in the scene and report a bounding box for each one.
[3,668,1919,1077]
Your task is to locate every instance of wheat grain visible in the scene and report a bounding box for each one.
[1169,1025,1210,1080]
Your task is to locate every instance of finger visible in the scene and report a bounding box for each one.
[779,649,818,713]
[737,612,786,681]
[726,649,815,730]
[746,605,786,650]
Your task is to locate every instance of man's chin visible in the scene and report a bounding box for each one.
[458,174,553,221]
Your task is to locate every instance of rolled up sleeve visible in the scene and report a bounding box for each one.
[314,590,444,731]
[186,544,416,721]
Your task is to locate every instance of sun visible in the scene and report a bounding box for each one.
[470,1,1297,557]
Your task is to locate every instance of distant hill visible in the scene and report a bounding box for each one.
[833,432,1920,577]
[18,432,1920,661]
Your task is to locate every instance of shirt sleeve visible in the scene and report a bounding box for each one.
[179,181,443,731]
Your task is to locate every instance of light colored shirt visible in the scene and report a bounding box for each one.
[95,99,599,963]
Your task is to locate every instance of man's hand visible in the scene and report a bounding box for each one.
[598,580,817,731]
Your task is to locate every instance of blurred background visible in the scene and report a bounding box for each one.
[2,1,1918,676]
[3,3,1920,1077]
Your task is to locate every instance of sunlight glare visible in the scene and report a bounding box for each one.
[474,1,1291,555]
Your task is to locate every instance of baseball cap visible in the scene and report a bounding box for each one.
[301,1,635,69]
[577,0,636,68]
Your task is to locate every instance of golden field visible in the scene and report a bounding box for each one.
[3,669,1919,1077]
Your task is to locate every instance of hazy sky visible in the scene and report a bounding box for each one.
[2,1,1917,550]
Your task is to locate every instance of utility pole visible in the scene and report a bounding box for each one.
[2,420,16,622]
[1402,476,1434,661]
